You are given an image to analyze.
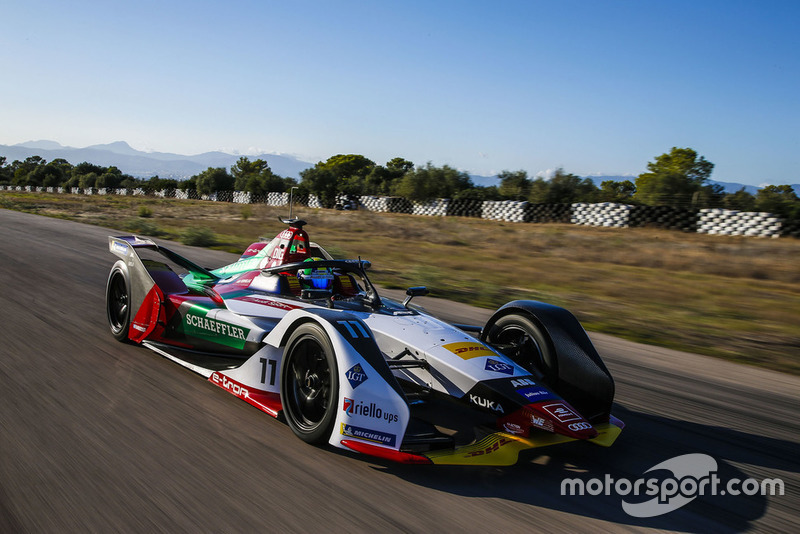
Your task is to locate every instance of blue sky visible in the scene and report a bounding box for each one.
[1,0,798,186]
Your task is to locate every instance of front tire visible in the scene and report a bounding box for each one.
[484,313,558,384]
[280,323,339,444]
[106,261,131,342]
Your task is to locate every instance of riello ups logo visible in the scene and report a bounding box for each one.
[342,397,399,424]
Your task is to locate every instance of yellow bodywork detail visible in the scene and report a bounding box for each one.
[441,341,496,360]
[421,421,623,466]
[588,421,623,447]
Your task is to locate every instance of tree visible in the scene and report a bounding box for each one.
[0,156,10,184]
[527,177,550,203]
[38,160,71,187]
[542,169,599,204]
[195,167,234,196]
[498,170,531,200]
[363,157,414,195]
[599,180,636,203]
[300,167,339,207]
[386,157,414,174]
[11,156,46,186]
[72,162,105,182]
[391,163,473,201]
[178,176,197,191]
[299,154,376,207]
[454,185,500,200]
[231,157,271,191]
[318,154,375,179]
[96,172,122,189]
[144,175,179,191]
[79,172,99,189]
[634,147,714,207]
[756,185,799,220]
[723,187,756,212]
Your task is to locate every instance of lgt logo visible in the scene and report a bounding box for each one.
[485,359,514,375]
[346,364,368,389]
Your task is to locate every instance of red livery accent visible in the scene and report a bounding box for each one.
[129,285,164,343]
[209,372,282,417]
[497,399,598,440]
[340,440,433,464]
[240,242,269,259]
[215,270,262,295]
[265,225,311,268]
[540,401,582,423]
[233,295,303,310]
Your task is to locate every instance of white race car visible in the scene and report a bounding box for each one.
[105,218,623,465]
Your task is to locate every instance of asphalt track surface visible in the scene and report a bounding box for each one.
[1,209,798,533]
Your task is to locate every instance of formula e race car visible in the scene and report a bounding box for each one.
[105,219,623,465]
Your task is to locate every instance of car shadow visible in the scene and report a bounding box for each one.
[368,404,796,533]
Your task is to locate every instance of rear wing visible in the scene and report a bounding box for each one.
[108,235,218,284]
[108,236,221,343]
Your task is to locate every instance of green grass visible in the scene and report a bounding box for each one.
[3,191,799,374]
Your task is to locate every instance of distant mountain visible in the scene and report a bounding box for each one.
[708,180,759,195]
[468,174,500,187]
[1,140,314,179]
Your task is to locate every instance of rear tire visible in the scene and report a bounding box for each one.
[484,313,558,384]
[280,323,339,444]
[106,261,131,342]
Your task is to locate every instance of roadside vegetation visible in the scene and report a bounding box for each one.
[2,191,798,375]
[2,148,799,219]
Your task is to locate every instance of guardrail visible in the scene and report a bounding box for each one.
[1,185,796,238]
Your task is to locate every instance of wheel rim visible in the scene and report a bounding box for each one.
[286,337,332,431]
[495,324,545,372]
[108,272,129,332]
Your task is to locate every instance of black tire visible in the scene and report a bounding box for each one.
[484,314,558,384]
[106,261,131,342]
[280,323,339,444]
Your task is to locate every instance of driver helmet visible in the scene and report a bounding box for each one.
[298,257,334,290]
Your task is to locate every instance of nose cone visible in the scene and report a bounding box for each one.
[528,400,598,439]
[498,399,598,440]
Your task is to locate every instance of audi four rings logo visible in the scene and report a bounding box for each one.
[568,422,593,431]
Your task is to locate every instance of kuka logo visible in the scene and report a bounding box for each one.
[469,394,505,413]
